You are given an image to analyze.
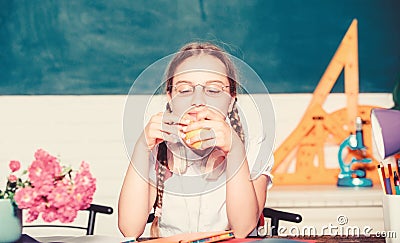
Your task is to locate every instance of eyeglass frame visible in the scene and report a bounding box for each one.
[168,81,231,97]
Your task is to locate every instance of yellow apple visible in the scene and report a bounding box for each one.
[185,128,207,149]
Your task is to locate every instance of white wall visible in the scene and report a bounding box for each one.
[0,93,393,237]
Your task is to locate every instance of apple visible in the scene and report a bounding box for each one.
[184,128,208,149]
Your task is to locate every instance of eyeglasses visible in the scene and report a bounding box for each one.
[171,83,230,97]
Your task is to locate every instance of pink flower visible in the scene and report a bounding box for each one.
[14,188,37,209]
[36,179,55,194]
[70,187,92,210]
[73,162,96,210]
[6,149,96,224]
[41,207,58,222]
[8,174,18,183]
[27,159,46,186]
[28,163,60,189]
[34,149,58,165]
[47,184,69,208]
[74,162,96,187]
[25,209,40,223]
[9,160,21,172]
[58,206,78,223]
[30,149,62,183]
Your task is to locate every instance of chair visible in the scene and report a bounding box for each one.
[262,208,302,236]
[23,203,113,235]
[146,207,302,237]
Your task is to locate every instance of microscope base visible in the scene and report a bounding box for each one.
[337,176,373,187]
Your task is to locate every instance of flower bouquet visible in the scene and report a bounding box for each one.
[0,149,96,223]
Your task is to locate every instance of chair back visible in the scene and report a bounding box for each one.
[23,203,113,235]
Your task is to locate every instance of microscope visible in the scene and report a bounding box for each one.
[337,117,373,187]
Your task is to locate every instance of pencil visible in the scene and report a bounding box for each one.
[378,163,388,194]
[388,164,396,195]
[396,158,400,180]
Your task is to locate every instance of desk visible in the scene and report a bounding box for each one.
[139,236,386,242]
[18,234,386,243]
[267,185,384,234]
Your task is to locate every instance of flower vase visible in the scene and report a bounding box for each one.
[0,199,22,242]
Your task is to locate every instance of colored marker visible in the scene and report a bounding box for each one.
[394,171,400,195]
[385,178,393,195]
[388,164,396,195]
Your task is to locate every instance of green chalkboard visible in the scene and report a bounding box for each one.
[0,0,399,94]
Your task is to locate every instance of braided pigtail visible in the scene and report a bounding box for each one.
[228,98,245,143]
[150,142,168,237]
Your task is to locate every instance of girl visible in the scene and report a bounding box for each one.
[118,42,273,238]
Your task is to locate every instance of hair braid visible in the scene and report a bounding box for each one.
[228,98,245,143]
[150,142,167,237]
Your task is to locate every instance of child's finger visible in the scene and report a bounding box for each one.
[196,107,225,121]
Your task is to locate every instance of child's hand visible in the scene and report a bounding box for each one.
[143,111,190,150]
[180,106,238,154]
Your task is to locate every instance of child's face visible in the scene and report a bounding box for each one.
[168,54,234,118]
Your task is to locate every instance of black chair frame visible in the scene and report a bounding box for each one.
[146,207,302,237]
[263,208,302,236]
[23,204,113,235]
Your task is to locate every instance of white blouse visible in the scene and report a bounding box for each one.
[148,135,274,237]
